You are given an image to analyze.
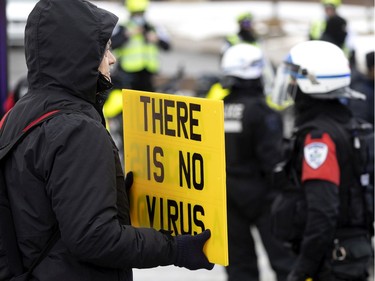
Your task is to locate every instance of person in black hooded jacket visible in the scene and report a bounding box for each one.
[212,44,295,281]
[0,0,213,280]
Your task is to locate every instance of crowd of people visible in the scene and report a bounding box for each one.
[0,0,373,280]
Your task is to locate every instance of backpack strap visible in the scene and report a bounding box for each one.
[0,109,67,158]
[0,109,72,279]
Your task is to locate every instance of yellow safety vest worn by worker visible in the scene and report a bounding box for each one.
[116,21,159,73]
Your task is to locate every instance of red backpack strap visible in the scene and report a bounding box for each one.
[22,110,60,132]
[0,109,67,159]
[0,110,11,130]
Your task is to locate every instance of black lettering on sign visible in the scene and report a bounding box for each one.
[139,96,202,141]
[146,145,164,182]
[160,197,164,228]
[179,201,192,235]
[152,98,163,134]
[145,196,206,235]
[193,205,205,235]
[189,103,201,141]
[153,146,164,183]
[168,199,179,235]
[146,196,156,227]
[164,99,175,137]
[176,101,188,139]
[179,151,204,190]
[140,96,151,132]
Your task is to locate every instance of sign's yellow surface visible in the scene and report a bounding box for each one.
[123,89,228,266]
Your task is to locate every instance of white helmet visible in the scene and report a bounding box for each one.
[271,40,364,108]
[220,43,264,80]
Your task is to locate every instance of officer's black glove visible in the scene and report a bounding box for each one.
[174,229,214,270]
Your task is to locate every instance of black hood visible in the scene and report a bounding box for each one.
[25,0,118,104]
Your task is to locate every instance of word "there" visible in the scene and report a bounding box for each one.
[140,96,202,141]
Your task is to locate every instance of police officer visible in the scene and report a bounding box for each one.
[221,12,259,55]
[212,12,274,102]
[213,44,295,281]
[111,0,171,92]
[272,40,372,281]
[308,0,353,59]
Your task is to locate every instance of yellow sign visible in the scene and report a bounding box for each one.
[123,89,228,266]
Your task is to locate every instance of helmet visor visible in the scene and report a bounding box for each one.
[270,61,301,109]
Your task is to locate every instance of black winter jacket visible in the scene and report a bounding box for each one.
[290,98,368,278]
[0,0,177,280]
[223,83,284,219]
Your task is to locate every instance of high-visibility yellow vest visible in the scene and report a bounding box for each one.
[117,22,159,73]
[103,89,123,131]
[309,20,326,40]
[226,34,259,47]
[103,89,123,119]
[206,82,229,100]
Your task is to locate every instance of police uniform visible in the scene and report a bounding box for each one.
[287,96,372,281]
[224,82,294,281]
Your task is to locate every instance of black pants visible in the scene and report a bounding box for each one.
[112,68,154,92]
[226,201,296,281]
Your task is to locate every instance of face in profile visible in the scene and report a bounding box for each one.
[98,40,116,82]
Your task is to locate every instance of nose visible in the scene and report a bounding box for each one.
[108,50,116,65]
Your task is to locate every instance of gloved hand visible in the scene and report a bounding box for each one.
[174,229,214,270]
[125,171,133,190]
[125,171,133,199]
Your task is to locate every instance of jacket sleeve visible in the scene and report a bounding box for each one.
[291,130,341,277]
[292,179,340,277]
[44,114,177,269]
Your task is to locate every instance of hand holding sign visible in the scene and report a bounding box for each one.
[124,171,133,200]
[125,171,134,190]
[175,229,214,270]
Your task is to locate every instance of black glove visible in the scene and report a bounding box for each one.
[125,171,133,191]
[174,229,214,270]
[125,171,133,199]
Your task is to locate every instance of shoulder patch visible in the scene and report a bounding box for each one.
[304,142,328,169]
[301,132,340,186]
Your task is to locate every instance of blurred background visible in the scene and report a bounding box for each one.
[4,0,375,96]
